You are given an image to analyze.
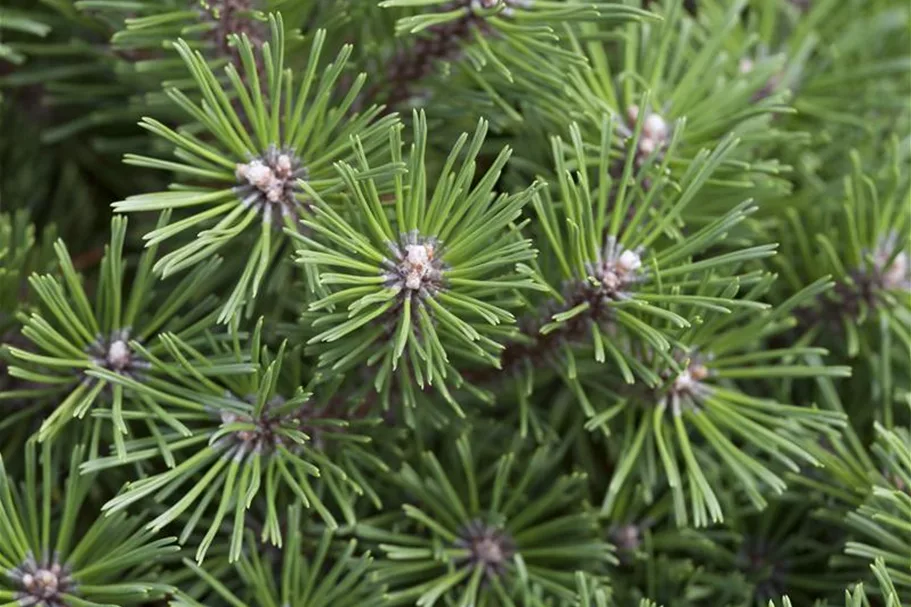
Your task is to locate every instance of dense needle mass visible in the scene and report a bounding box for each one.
[0,1,908,606]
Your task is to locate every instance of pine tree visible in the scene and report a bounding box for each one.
[1,1,909,606]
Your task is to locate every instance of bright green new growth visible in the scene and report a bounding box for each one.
[293,111,544,417]
[7,215,220,453]
[84,321,387,563]
[113,15,399,323]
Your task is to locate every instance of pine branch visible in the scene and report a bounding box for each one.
[364,0,652,110]
[352,431,616,605]
[114,16,397,322]
[82,319,392,563]
[364,1,498,109]
[1,1,909,605]
[841,422,911,594]
[0,441,179,605]
[200,0,266,64]
[172,505,386,606]
[292,110,544,415]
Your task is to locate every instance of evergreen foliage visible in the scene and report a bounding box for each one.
[0,1,909,606]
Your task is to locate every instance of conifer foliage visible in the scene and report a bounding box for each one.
[0,1,909,606]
